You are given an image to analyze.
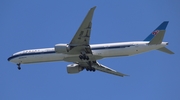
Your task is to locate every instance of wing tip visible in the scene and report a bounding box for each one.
[122,74,129,77]
[118,73,129,77]
[91,6,96,10]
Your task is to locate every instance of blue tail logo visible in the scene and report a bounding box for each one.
[144,21,169,41]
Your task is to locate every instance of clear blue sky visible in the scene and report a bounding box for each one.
[1,0,180,100]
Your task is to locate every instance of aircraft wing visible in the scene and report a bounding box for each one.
[77,61,128,77]
[92,62,128,77]
[69,6,96,48]
[67,6,128,77]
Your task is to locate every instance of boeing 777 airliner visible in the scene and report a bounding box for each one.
[8,6,174,77]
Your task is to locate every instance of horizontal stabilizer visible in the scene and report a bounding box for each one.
[157,47,174,54]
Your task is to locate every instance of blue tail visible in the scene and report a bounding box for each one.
[144,21,169,41]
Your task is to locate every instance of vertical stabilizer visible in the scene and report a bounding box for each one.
[144,21,169,42]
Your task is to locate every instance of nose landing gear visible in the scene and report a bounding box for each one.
[17,63,21,70]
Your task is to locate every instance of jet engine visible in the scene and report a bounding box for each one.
[67,64,83,74]
[54,44,70,53]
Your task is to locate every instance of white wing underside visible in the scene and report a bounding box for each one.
[93,63,128,77]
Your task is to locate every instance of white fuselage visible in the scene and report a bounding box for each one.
[8,41,168,64]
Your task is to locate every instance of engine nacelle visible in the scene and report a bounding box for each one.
[54,44,69,53]
[67,64,83,74]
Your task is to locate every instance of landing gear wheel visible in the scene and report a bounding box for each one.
[85,67,95,72]
[79,55,83,60]
[86,56,89,60]
[18,67,21,70]
[17,63,21,70]
[83,57,86,60]
[92,68,95,72]
[79,54,89,60]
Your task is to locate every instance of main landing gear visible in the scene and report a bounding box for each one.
[79,51,95,72]
[79,52,89,60]
[86,67,95,72]
[17,63,21,70]
[86,61,96,72]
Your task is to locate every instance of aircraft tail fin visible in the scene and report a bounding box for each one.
[148,30,165,44]
[144,21,169,44]
[157,47,174,54]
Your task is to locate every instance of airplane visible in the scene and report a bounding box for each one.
[7,6,174,77]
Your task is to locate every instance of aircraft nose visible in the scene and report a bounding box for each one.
[8,57,11,61]
[7,56,13,62]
